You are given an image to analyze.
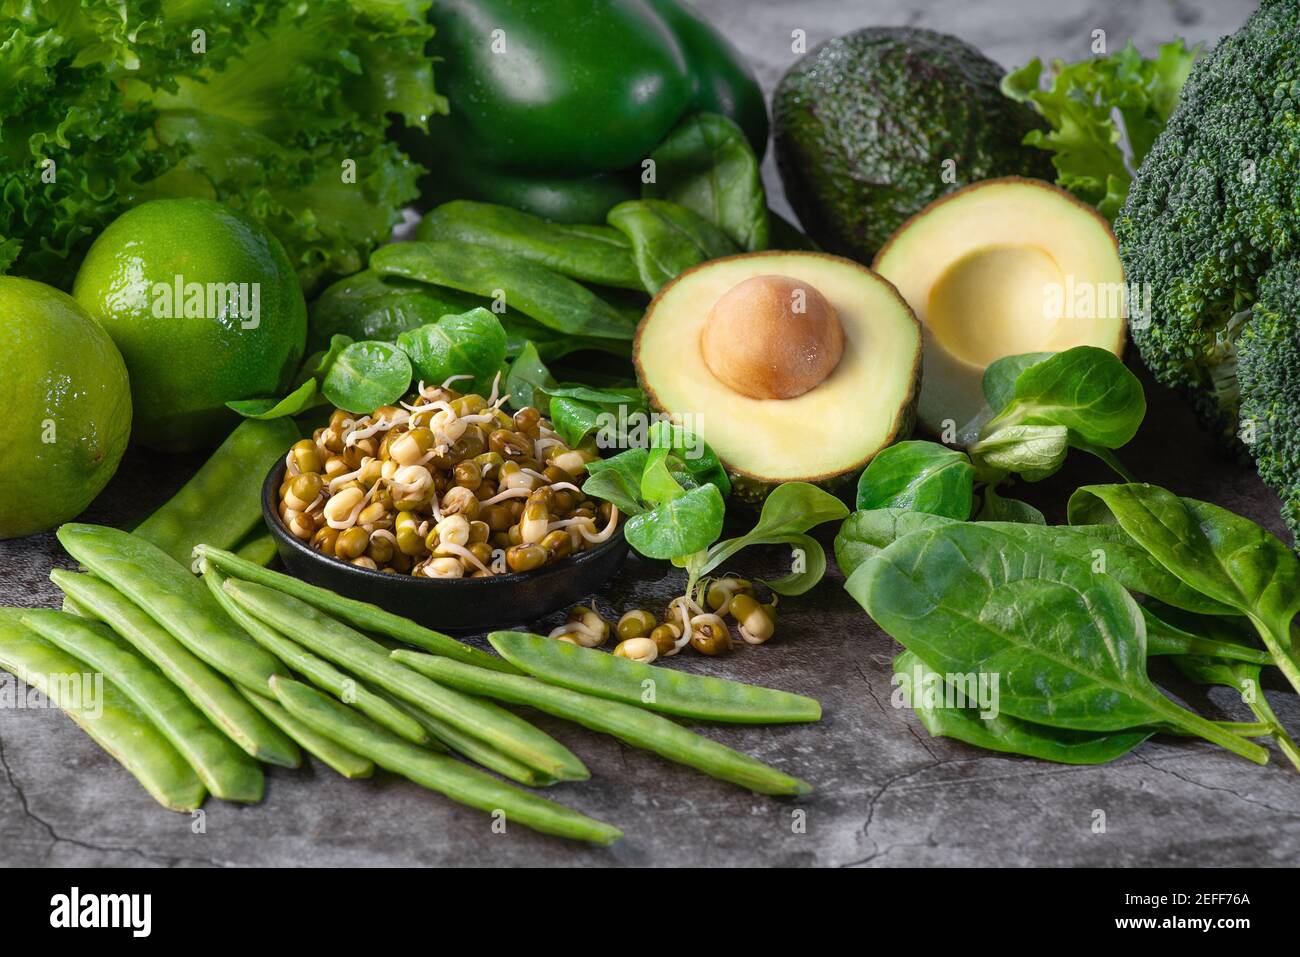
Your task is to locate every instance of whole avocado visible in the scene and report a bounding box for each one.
[773,27,1053,262]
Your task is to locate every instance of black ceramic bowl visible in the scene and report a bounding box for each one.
[262,461,629,633]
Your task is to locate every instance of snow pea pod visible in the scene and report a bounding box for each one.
[271,677,620,845]
[233,531,279,568]
[376,690,553,787]
[489,631,822,724]
[0,610,206,812]
[51,570,300,767]
[238,688,374,780]
[22,610,264,804]
[392,651,812,797]
[202,564,430,746]
[194,544,516,674]
[371,241,637,340]
[57,525,289,694]
[134,418,299,569]
[223,578,587,782]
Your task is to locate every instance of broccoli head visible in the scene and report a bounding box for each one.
[1238,261,1300,539]
[1115,0,1300,444]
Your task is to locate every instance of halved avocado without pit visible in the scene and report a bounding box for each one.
[635,251,922,496]
[873,177,1126,445]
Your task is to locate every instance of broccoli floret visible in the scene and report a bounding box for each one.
[1115,0,1300,444]
[1238,262,1300,541]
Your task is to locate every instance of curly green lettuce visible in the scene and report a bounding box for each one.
[0,0,443,291]
[1002,39,1199,221]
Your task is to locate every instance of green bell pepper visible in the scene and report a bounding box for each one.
[415,0,768,223]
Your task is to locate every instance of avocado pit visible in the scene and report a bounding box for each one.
[700,274,845,400]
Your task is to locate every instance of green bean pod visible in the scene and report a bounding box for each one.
[22,610,264,803]
[134,418,299,568]
[222,578,588,782]
[51,570,300,767]
[271,676,621,845]
[0,610,206,812]
[238,688,374,780]
[57,525,289,693]
[392,651,813,797]
[194,544,517,674]
[202,564,431,747]
[233,531,280,568]
[376,690,554,788]
[371,241,637,340]
[489,630,822,724]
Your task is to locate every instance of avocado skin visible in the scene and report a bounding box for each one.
[773,27,1052,263]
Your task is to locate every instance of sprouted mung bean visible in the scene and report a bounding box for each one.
[276,375,621,578]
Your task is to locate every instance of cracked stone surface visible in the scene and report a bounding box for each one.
[3,0,1297,867]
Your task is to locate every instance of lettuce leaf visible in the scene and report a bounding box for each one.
[1002,39,1199,221]
[0,0,443,291]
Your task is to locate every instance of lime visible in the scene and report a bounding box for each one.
[73,199,307,450]
[0,277,132,539]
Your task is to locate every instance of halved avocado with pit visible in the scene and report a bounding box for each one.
[635,251,921,494]
[873,177,1126,444]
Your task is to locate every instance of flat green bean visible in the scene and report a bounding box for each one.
[0,610,206,811]
[392,651,812,797]
[51,570,300,767]
[271,676,621,845]
[134,418,299,568]
[371,241,637,340]
[239,688,374,779]
[233,531,279,568]
[223,578,587,781]
[489,631,822,724]
[58,525,289,693]
[22,610,264,803]
[415,201,643,290]
[194,544,517,674]
[202,564,430,746]
[376,690,553,787]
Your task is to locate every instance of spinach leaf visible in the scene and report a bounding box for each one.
[396,308,507,398]
[308,269,490,353]
[648,421,730,499]
[855,441,975,519]
[968,424,1069,480]
[983,345,1145,451]
[850,523,1267,762]
[372,241,637,340]
[1141,604,1271,664]
[981,351,1056,414]
[549,397,607,448]
[607,199,738,294]
[1172,655,1300,770]
[974,486,1046,524]
[416,200,642,290]
[504,341,556,411]
[226,378,319,420]
[501,314,632,362]
[894,650,1154,765]
[699,483,848,594]
[581,448,649,516]
[623,483,726,559]
[834,507,1237,614]
[1068,483,1300,696]
[643,112,769,252]
[321,340,413,414]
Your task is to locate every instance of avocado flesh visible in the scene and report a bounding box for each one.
[773,27,1052,263]
[635,252,921,487]
[873,178,1126,444]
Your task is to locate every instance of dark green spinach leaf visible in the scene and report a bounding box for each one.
[855,441,975,519]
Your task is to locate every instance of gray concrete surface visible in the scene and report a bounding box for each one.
[4,0,1297,867]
